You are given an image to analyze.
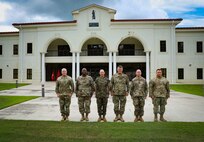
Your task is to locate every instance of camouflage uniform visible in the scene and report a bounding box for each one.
[110,73,129,116]
[76,75,95,115]
[55,75,74,117]
[130,76,148,117]
[95,76,109,117]
[149,77,170,115]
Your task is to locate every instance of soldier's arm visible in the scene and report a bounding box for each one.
[109,76,114,92]
[70,79,74,94]
[149,80,154,98]
[126,76,130,94]
[130,80,134,97]
[144,80,148,98]
[75,79,79,97]
[55,79,60,97]
[166,81,170,98]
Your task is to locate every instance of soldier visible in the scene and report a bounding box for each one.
[95,69,109,122]
[55,68,74,121]
[149,68,170,122]
[130,69,148,122]
[110,65,129,122]
[75,68,95,122]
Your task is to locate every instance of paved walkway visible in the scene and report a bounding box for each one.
[0,83,204,122]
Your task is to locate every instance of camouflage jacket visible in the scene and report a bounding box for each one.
[130,76,148,98]
[75,75,95,97]
[149,77,170,98]
[110,73,129,96]
[95,76,109,98]
[55,75,74,96]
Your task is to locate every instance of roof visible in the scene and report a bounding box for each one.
[176,27,204,32]
[111,18,183,22]
[72,4,116,14]
[0,31,19,36]
[12,20,77,26]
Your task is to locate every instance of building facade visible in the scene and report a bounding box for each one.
[0,4,204,84]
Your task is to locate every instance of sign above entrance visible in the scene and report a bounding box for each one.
[88,9,99,28]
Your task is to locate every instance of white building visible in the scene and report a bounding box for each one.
[0,4,204,84]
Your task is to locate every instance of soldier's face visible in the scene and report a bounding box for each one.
[136,70,141,77]
[62,69,67,76]
[117,67,123,74]
[156,70,162,77]
[82,68,87,76]
[99,70,105,77]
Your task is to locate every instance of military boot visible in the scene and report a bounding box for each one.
[114,114,119,122]
[97,116,102,122]
[61,116,66,121]
[80,114,85,122]
[160,114,167,122]
[103,116,107,122]
[85,113,89,121]
[134,116,139,122]
[65,115,69,122]
[154,114,158,122]
[120,114,125,122]
[139,116,144,122]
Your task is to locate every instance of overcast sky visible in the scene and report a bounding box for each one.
[0,0,204,32]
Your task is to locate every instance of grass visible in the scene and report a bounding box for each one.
[0,83,29,91]
[170,84,204,96]
[0,96,39,110]
[0,120,203,142]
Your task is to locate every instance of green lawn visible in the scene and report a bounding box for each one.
[0,120,203,142]
[0,96,39,110]
[170,84,204,96]
[0,83,29,91]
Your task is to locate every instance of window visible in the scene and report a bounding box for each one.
[197,41,203,53]
[27,69,32,79]
[27,43,33,54]
[13,69,18,79]
[160,40,166,52]
[58,45,72,56]
[161,68,167,78]
[87,44,104,56]
[178,42,184,53]
[0,69,2,79]
[197,68,203,79]
[0,45,2,55]
[13,44,18,55]
[178,68,184,79]
[118,44,135,55]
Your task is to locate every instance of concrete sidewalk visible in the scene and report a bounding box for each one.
[0,83,204,122]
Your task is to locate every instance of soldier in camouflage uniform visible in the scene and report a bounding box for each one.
[149,69,170,122]
[110,65,129,122]
[95,69,109,122]
[55,68,74,121]
[130,69,148,122]
[76,68,95,122]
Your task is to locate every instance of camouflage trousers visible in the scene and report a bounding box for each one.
[96,97,108,116]
[112,95,126,115]
[133,96,145,116]
[78,96,91,114]
[59,95,71,117]
[153,97,167,115]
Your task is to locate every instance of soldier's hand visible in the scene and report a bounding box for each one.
[110,91,114,96]
[125,92,129,96]
[57,93,60,98]
[68,93,72,97]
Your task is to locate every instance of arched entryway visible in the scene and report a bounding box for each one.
[45,38,72,81]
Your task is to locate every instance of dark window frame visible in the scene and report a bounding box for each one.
[27,69,32,80]
[178,68,184,79]
[13,69,18,79]
[197,41,203,53]
[177,42,184,53]
[197,68,203,79]
[0,45,2,55]
[58,45,72,56]
[13,44,18,55]
[0,69,2,79]
[161,68,167,78]
[160,40,166,52]
[27,43,33,54]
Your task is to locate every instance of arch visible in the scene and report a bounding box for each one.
[116,35,149,52]
[42,37,73,53]
[79,35,110,51]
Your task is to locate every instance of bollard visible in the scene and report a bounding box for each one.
[41,83,45,97]
[16,80,18,88]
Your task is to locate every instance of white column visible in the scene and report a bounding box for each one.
[146,51,150,83]
[113,52,117,74]
[109,52,112,80]
[72,52,76,82]
[171,22,176,83]
[76,52,80,78]
[41,52,45,83]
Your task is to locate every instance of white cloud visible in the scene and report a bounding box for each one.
[178,18,204,27]
[0,25,18,32]
[0,2,12,22]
